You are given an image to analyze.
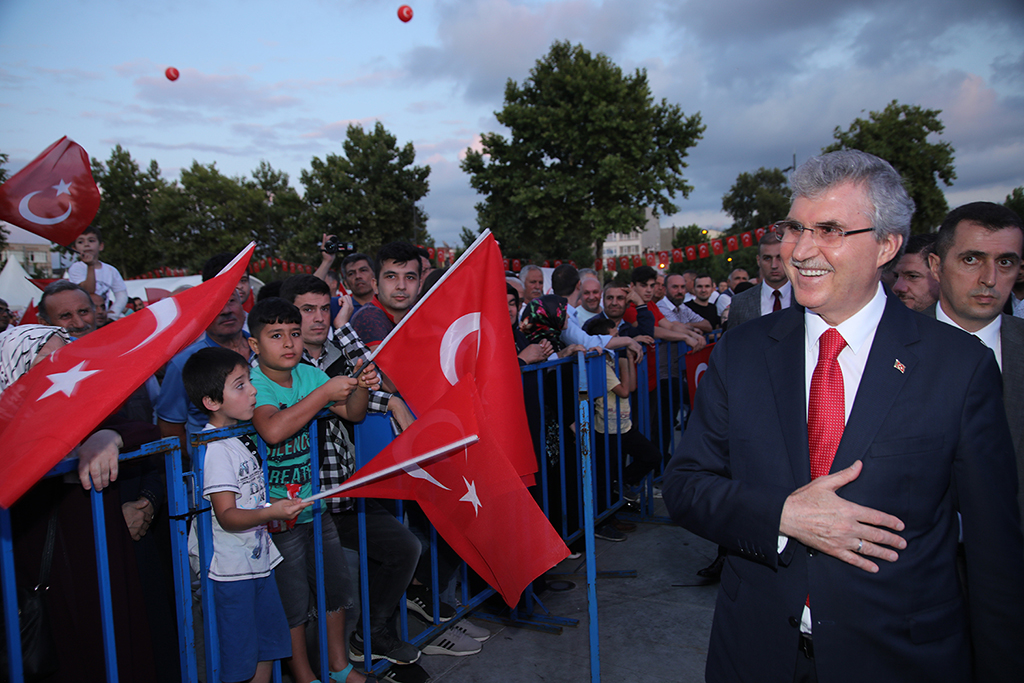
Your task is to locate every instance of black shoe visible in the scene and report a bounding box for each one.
[350,630,421,665]
[594,524,627,542]
[696,555,725,581]
[382,662,432,683]
[405,584,456,623]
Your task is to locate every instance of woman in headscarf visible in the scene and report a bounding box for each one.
[3,324,160,683]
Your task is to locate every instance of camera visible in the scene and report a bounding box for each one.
[322,237,356,255]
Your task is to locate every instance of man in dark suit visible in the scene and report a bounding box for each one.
[664,151,1024,683]
[926,201,1024,530]
[727,232,793,329]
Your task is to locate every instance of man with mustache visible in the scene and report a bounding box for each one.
[664,151,1024,683]
[927,201,1024,535]
[38,280,98,338]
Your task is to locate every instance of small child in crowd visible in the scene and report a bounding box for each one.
[66,226,129,320]
[247,297,381,683]
[182,346,309,683]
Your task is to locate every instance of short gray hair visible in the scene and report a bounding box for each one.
[791,150,914,259]
[519,264,542,281]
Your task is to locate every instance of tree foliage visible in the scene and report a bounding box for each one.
[824,100,956,234]
[300,121,430,256]
[89,146,167,277]
[722,167,791,233]
[1005,187,1024,220]
[461,41,704,263]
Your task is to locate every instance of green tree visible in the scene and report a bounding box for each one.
[461,41,704,263]
[1005,187,1024,220]
[722,167,791,233]
[154,161,267,272]
[459,226,478,250]
[824,100,956,234]
[300,121,431,256]
[89,146,167,277]
[248,161,307,262]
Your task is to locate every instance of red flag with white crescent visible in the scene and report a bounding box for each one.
[698,243,710,259]
[685,246,697,261]
[686,342,715,408]
[0,137,101,246]
[740,231,754,248]
[370,231,537,484]
[0,243,256,507]
[711,238,724,255]
[672,248,683,263]
[325,379,568,607]
[726,236,739,252]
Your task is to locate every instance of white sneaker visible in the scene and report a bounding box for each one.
[422,626,482,656]
[450,619,491,642]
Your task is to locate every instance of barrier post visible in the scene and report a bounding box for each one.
[575,350,601,683]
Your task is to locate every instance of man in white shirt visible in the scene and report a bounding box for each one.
[658,273,712,333]
[664,151,1023,683]
[727,234,793,329]
[927,201,1024,533]
[577,272,604,324]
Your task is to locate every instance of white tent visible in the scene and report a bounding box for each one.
[0,257,46,311]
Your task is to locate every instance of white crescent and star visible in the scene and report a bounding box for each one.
[694,362,708,387]
[122,297,181,356]
[439,312,481,386]
[39,361,99,400]
[18,179,74,225]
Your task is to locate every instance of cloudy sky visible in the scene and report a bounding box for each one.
[2,0,1022,250]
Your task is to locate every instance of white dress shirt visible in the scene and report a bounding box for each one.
[759,282,793,316]
[657,296,707,325]
[936,301,1003,371]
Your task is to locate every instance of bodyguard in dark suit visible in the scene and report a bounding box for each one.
[726,232,793,329]
[926,201,1024,532]
[664,151,1024,683]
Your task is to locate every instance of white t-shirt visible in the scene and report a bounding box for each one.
[66,261,128,319]
[188,428,283,582]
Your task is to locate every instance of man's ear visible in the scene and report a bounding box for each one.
[248,336,260,356]
[202,396,221,413]
[928,251,942,282]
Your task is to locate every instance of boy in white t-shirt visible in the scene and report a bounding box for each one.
[67,226,128,319]
[184,346,310,683]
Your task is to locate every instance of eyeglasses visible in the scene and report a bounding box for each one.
[772,220,874,247]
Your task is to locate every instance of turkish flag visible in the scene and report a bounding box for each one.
[0,243,255,507]
[28,278,58,291]
[145,287,172,303]
[593,259,602,272]
[328,380,568,607]
[711,239,724,255]
[726,236,739,252]
[741,231,754,248]
[503,258,509,270]
[685,246,697,261]
[371,231,537,484]
[619,256,629,270]
[698,243,710,259]
[0,137,101,246]
[755,226,766,241]
[553,259,562,268]
[19,301,38,325]
[686,342,715,408]
[658,251,669,266]
[632,255,642,267]
[645,253,656,267]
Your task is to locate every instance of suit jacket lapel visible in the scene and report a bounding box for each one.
[765,307,811,486]
[832,297,919,472]
[1000,315,1024,450]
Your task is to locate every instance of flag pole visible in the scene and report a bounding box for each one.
[305,435,479,502]
[365,229,493,364]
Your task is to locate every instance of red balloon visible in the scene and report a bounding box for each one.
[165,67,180,81]
[398,5,413,22]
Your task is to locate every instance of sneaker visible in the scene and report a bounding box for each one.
[652,485,664,499]
[350,630,421,665]
[421,626,482,656]
[406,584,456,623]
[594,524,627,542]
[449,619,491,642]
[618,483,640,503]
[382,662,431,683]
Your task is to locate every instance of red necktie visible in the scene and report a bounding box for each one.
[808,328,847,479]
[772,289,782,312]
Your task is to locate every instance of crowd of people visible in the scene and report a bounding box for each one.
[1,148,1023,683]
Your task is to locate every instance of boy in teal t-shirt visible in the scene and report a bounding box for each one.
[247,297,383,683]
